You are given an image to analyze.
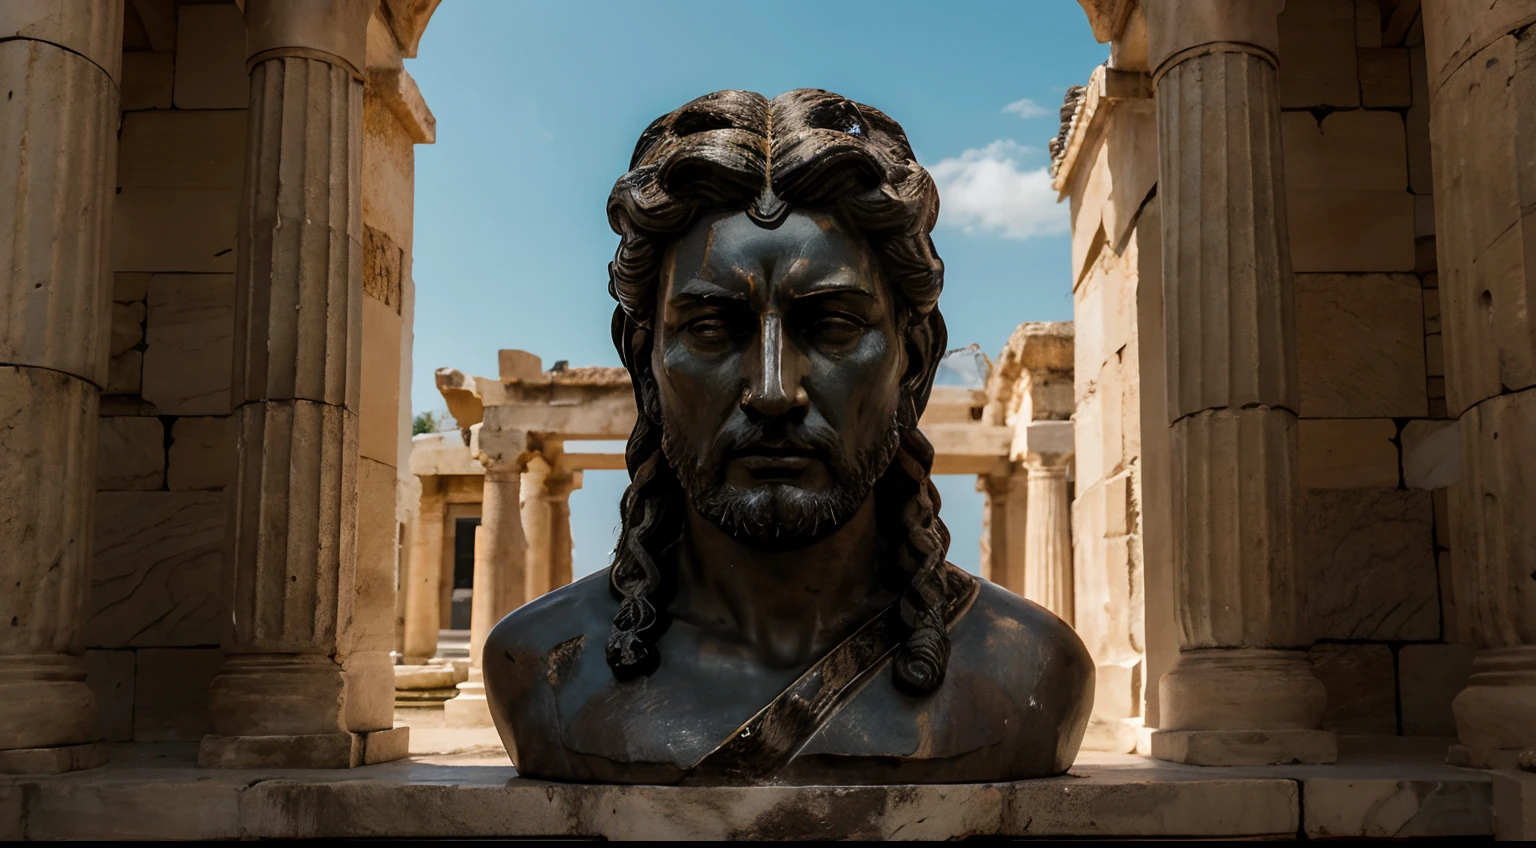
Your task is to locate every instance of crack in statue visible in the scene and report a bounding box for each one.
[484,89,1093,785]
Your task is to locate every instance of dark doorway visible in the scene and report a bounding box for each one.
[450,517,480,630]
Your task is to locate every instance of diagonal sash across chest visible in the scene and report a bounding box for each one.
[686,572,979,783]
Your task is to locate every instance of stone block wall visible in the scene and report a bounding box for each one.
[1275,0,1466,739]
[1063,79,1158,752]
[85,0,247,744]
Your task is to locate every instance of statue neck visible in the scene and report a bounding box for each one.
[674,496,900,669]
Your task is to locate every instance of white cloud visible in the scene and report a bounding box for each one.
[1002,97,1048,119]
[927,140,1067,241]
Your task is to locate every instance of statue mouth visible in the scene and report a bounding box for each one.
[727,443,824,481]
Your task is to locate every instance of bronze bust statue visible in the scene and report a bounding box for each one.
[484,89,1092,785]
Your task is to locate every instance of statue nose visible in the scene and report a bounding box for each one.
[742,313,809,417]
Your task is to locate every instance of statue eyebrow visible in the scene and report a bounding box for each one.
[786,282,876,302]
[667,288,748,306]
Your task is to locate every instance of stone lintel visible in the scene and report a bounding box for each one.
[1150,729,1338,766]
[0,742,107,776]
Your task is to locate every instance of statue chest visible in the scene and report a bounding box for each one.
[540,628,1008,780]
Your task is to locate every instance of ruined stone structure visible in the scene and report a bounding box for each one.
[1060,0,1535,830]
[0,0,438,772]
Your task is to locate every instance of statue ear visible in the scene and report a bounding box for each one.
[901,309,947,423]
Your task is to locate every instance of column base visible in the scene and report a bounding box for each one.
[1081,717,1142,753]
[1150,729,1337,766]
[1451,646,1536,758]
[442,692,493,728]
[442,670,494,728]
[198,726,410,769]
[0,741,108,775]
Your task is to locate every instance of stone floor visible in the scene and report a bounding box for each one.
[0,726,1499,840]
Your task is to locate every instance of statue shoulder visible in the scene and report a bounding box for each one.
[953,577,1094,695]
[483,570,619,779]
[486,569,617,662]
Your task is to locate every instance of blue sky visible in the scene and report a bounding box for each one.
[407,1,1108,579]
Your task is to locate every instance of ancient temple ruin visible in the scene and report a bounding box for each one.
[0,0,1532,839]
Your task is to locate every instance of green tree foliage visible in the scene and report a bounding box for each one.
[412,411,443,436]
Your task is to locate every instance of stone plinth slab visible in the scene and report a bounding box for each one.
[6,741,1501,840]
[1303,777,1492,838]
[394,665,459,690]
[198,727,409,770]
[0,742,107,776]
[1151,729,1338,766]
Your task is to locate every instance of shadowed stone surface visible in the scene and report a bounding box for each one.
[1304,489,1438,641]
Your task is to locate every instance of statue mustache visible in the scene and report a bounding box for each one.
[709,420,847,472]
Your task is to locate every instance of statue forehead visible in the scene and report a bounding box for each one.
[662,210,879,292]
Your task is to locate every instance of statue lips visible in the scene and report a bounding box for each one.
[726,442,825,482]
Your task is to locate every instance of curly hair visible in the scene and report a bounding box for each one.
[603,88,973,693]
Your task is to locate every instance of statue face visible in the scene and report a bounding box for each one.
[654,209,907,549]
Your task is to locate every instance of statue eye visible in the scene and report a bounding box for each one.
[686,318,732,343]
[814,316,864,346]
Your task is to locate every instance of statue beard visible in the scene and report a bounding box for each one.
[661,413,903,552]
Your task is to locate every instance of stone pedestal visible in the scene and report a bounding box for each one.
[0,0,122,773]
[1024,462,1074,625]
[401,486,446,664]
[1420,0,1536,772]
[444,426,529,728]
[1144,0,1333,766]
[198,0,406,768]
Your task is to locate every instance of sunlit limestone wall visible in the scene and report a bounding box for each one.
[1061,70,1158,754]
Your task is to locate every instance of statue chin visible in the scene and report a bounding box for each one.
[689,483,862,551]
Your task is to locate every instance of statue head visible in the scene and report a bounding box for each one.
[603,89,970,692]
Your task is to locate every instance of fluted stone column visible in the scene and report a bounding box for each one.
[0,0,121,775]
[401,482,445,664]
[976,465,1026,595]
[1418,0,1536,771]
[199,0,407,769]
[1144,0,1333,766]
[520,454,553,601]
[444,425,530,727]
[1024,463,1074,626]
[524,449,582,599]
[546,465,581,592]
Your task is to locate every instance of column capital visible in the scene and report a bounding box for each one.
[1143,0,1284,78]
[475,425,532,480]
[245,0,376,77]
[1017,420,1075,468]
